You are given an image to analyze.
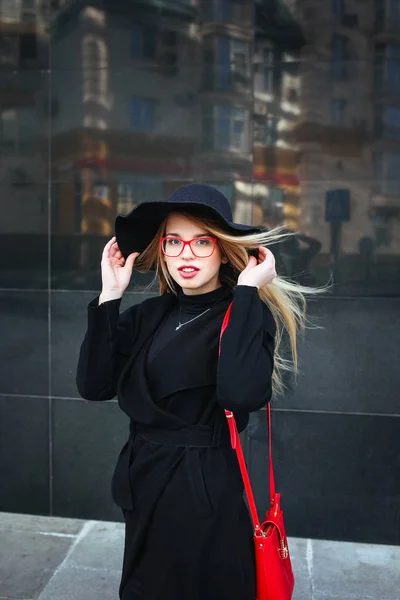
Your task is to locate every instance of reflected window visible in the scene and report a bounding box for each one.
[254,115,278,145]
[331,35,348,79]
[19,106,35,142]
[131,24,157,59]
[82,36,108,106]
[202,104,249,152]
[332,0,345,15]
[205,183,233,201]
[330,99,346,125]
[261,187,284,224]
[384,106,400,138]
[21,0,36,24]
[20,33,37,60]
[0,0,19,22]
[131,98,155,132]
[117,177,164,215]
[0,35,19,65]
[374,216,392,247]
[388,0,400,22]
[374,152,400,195]
[0,108,17,149]
[263,48,273,92]
[0,106,35,152]
[214,36,250,91]
[386,44,400,87]
[203,0,232,21]
[117,184,133,215]
[216,105,246,150]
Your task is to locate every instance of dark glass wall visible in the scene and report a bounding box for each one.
[0,0,399,543]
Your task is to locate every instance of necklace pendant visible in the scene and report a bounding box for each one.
[175,324,182,331]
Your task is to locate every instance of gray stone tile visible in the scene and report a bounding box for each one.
[288,538,313,600]
[0,528,73,599]
[36,565,121,600]
[66,521,125,572]
[312,538,400,600]
[315,595,396,600]
[0,512,84,535]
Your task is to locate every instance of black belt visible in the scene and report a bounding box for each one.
[129,420,230,448]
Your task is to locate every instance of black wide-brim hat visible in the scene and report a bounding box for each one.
[115,183,265,259]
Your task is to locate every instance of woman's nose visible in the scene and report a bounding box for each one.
[181,242,195,258]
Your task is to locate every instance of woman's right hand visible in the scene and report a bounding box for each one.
[99,237,140,303]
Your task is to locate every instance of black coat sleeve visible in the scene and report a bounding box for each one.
[216,284,276,412]
[76,297,138,401]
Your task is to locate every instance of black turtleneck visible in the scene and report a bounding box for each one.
[147,283,233,364]
[177,283,232,315]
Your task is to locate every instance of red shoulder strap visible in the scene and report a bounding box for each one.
[219,302,276,532]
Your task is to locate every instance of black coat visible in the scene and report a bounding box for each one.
[76,284,275,600]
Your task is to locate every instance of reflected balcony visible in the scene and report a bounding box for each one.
[369,192,400,229]
[202,65,252,100]
[201,0,253,30]
[135,0,198,21]
[375,6,400,40]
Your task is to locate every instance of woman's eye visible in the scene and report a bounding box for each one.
[196,239,210,246]
[167,238,181,245]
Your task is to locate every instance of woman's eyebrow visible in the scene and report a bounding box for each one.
[165,232,210,237]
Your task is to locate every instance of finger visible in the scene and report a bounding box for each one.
[110,242,121,258]
[102,236,116,259]
[260,247,274,263]
[109,242,119,259]
[125,252,139,272]
[246,255,257,268]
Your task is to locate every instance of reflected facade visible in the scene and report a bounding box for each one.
[0,0,399,544]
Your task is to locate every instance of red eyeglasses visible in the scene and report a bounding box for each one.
[160,236,217,258]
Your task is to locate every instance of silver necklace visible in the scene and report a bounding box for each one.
[175,306,211,331]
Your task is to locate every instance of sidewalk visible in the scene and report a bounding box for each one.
[0,511,399,600]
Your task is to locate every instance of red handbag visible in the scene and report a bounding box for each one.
[219,302,295,600]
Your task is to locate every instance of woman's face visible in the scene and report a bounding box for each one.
[163,213,228,295]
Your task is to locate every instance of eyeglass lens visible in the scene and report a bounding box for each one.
[162,237,215,257]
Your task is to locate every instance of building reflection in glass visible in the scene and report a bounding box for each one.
[46,0,400,294]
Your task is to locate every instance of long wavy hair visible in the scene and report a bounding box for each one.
[133,210,330,397]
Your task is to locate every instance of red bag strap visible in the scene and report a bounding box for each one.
[218,302,276,532]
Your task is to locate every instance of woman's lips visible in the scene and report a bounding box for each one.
[178,269,199,279]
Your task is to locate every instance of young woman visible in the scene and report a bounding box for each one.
[76,184,319,600]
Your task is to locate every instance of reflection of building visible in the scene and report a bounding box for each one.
[297,0,400,256]
[252,0,305,232]
[50,0,310,268]
[194,0,254,223]
[51,0,200,253]
[0,1,48,239]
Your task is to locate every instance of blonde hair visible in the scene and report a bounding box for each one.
[133,210,330,398]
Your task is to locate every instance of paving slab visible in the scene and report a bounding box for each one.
[35,564,121,600]
[1,512,399,600]
[288,538,314,600]
[0,526,74,599]
[0,512,84,535]
[65,521,125,572]
[311,538,400,600]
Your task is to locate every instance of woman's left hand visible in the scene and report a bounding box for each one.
[237,247,277,289]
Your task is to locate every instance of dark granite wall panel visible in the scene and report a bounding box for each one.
[247,409,400,545]
[0,395,49,514]
[280,297,400,415]
[0,291,48,396]
[51,397,129,522]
